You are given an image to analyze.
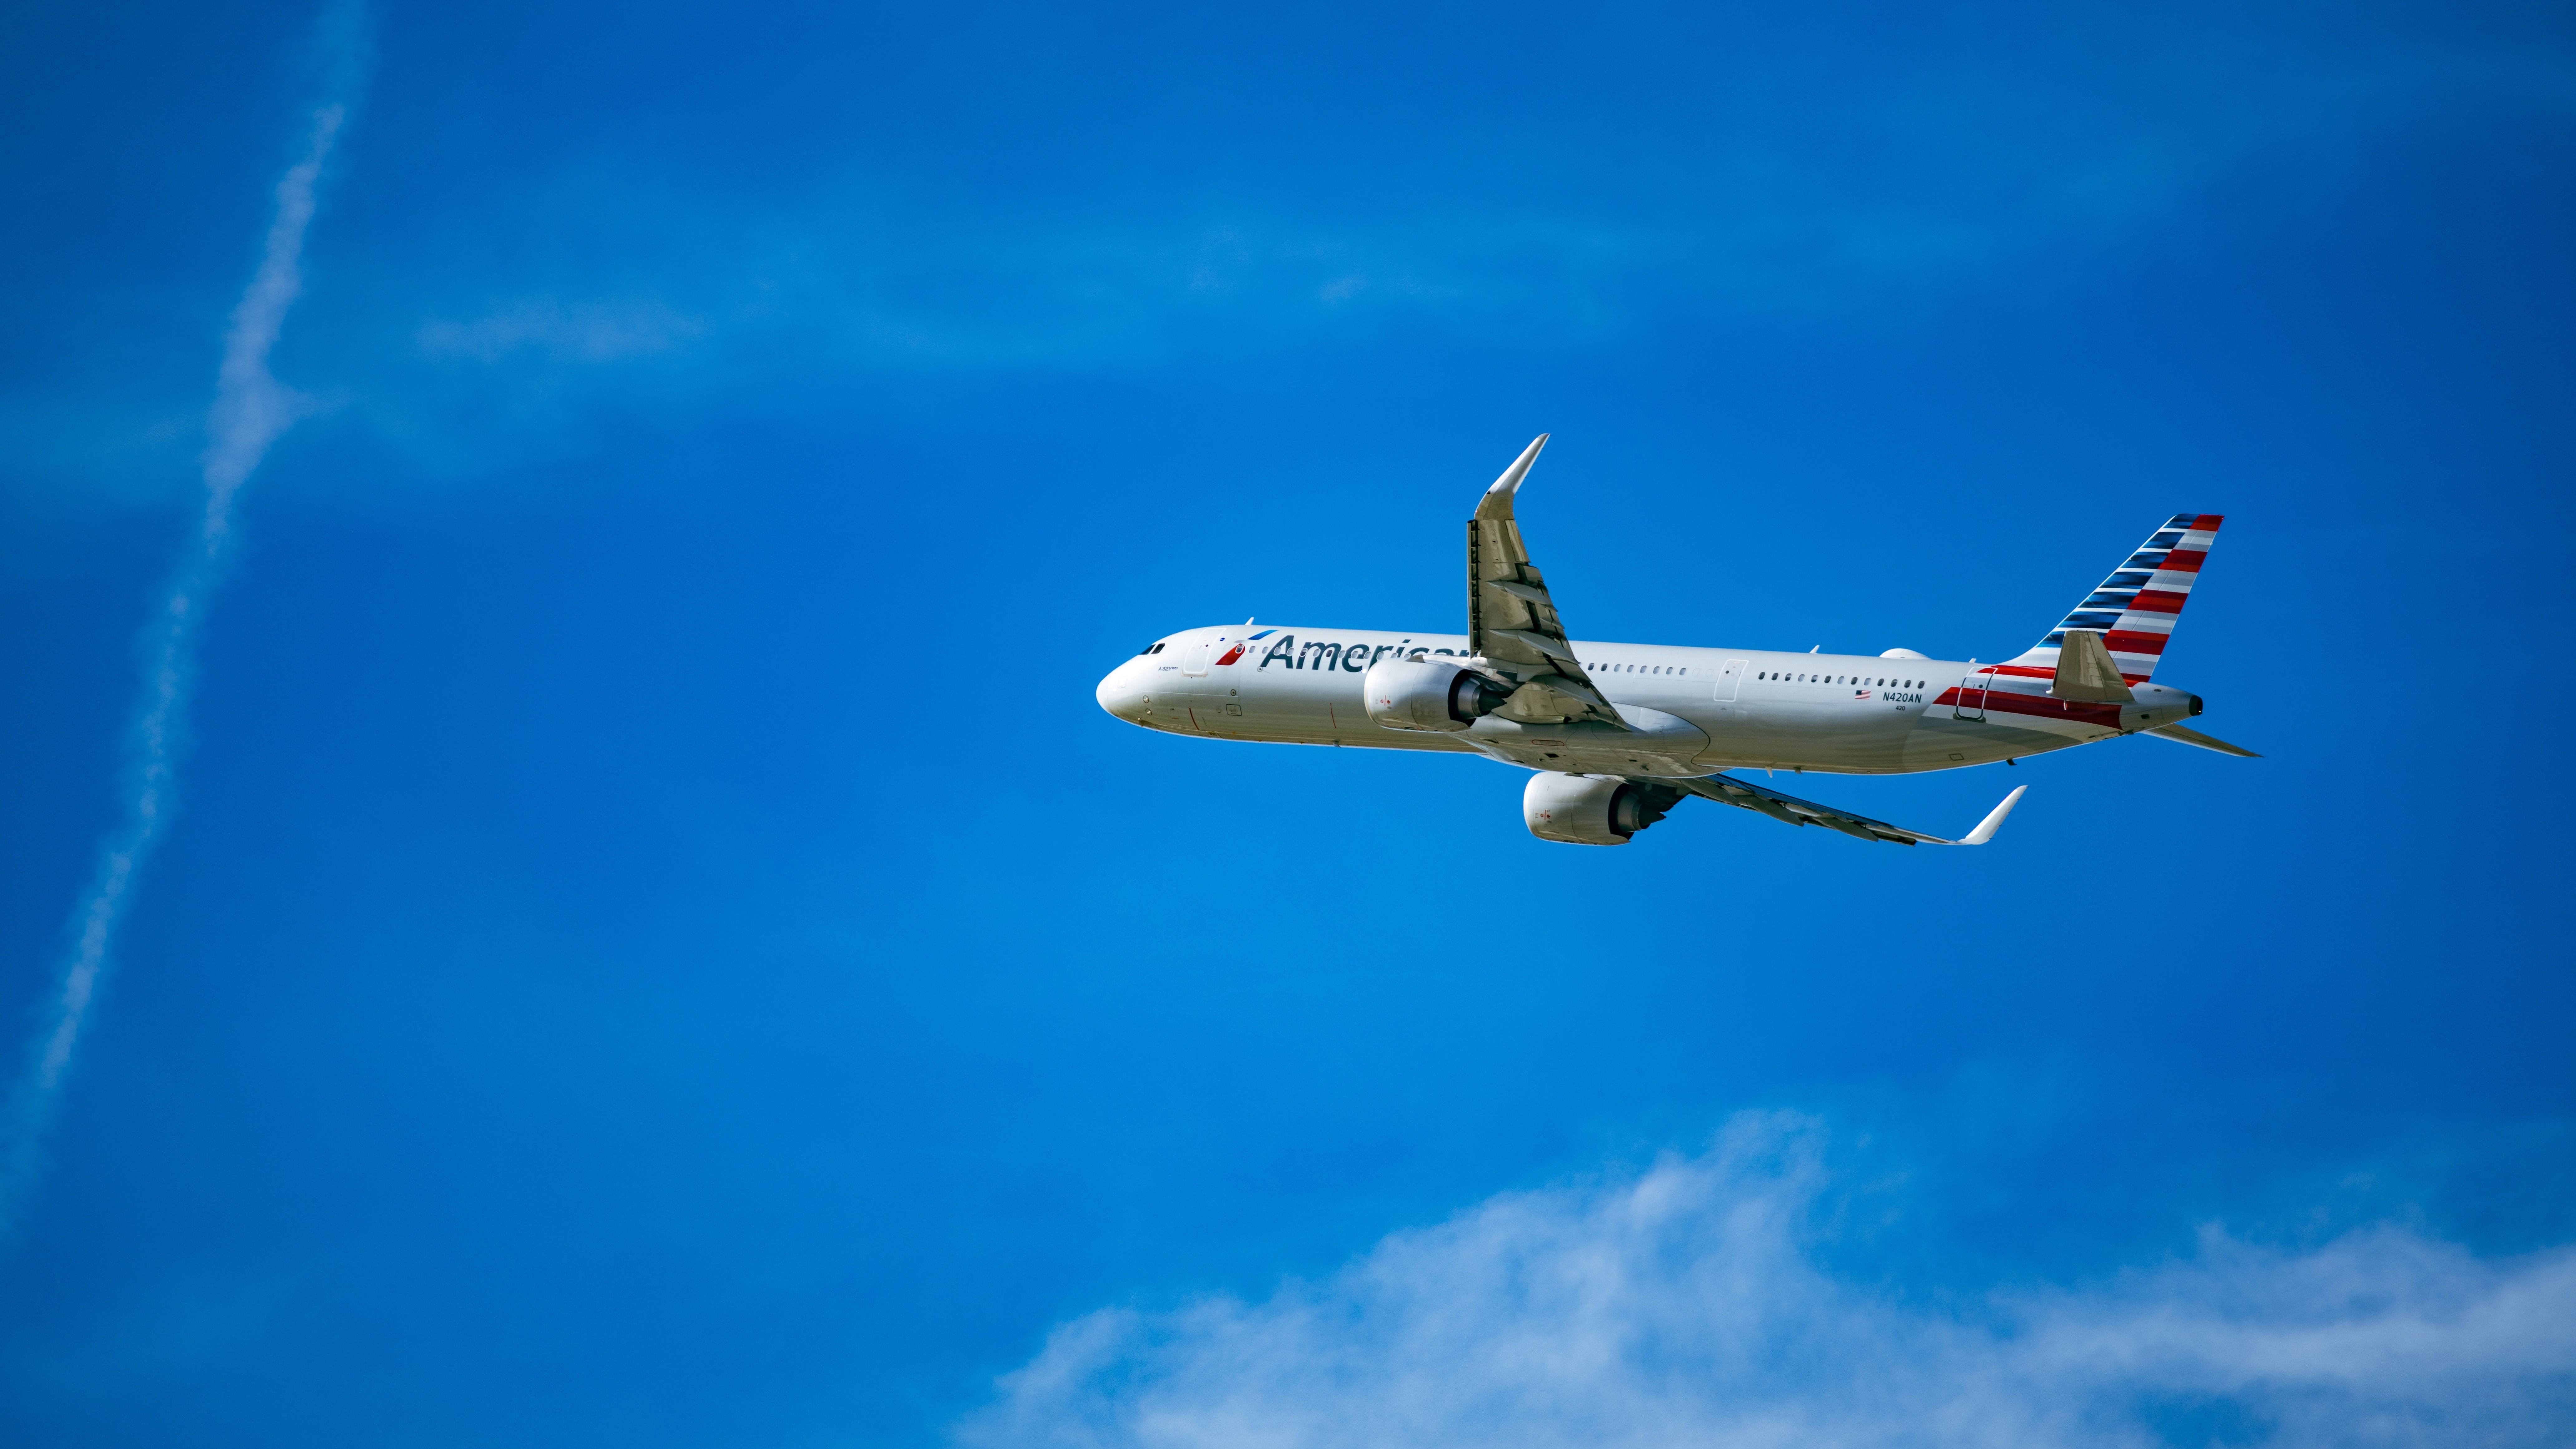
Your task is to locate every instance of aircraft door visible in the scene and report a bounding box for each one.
[1180,640,1212,677]
[1952,670,1989,721]
[1713,658,1746,702]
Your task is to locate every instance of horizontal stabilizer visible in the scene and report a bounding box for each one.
[2143,723,2261,758]
[2050,629,2135,704]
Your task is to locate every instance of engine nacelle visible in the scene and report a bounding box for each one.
[1523,772,1673,846]
[1363,656,1509,733]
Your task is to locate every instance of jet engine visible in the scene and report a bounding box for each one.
[1523,772,1681,846]
[1362,656,1510,733]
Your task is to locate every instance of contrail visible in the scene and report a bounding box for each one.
[0,23,362,1232]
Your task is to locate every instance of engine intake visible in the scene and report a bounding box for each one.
[1363,656,1510,733]
[1523,772,1681,846]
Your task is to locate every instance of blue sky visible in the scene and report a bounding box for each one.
[4,2,2574,1445]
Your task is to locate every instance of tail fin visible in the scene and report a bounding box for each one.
[2002,514,2225,684]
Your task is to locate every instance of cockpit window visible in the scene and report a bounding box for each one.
[1139,642,1167,655]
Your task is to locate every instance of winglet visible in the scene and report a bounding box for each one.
[1474,434,1549,521]
[1957,785,2027,846]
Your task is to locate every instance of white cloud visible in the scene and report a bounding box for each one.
[2,25,362,1227]
[417,300,702,363]
[960,1115,2576,1449]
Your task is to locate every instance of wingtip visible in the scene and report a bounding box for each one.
[1959,784,2028,846]
[1484,434,1551,496]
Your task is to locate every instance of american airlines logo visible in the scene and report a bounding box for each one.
[1234,631,1462,673]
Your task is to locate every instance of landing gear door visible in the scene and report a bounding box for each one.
[1952,670,1989,721]
[1713,658,1747,702]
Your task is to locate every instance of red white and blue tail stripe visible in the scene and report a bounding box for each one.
[2001,514,2224,684]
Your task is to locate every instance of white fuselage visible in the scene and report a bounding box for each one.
[1095,625,2201,777]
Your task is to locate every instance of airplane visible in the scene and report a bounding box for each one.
[1094,435,2255,847]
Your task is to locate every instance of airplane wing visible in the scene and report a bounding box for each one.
[1469,436,1624,727]
[2142,723,2261,757]
[1658,773,2029,846]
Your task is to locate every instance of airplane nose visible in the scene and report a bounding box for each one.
[1096,664,1145,722]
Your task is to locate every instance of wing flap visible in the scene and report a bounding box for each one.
[1487,627,1583,667]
